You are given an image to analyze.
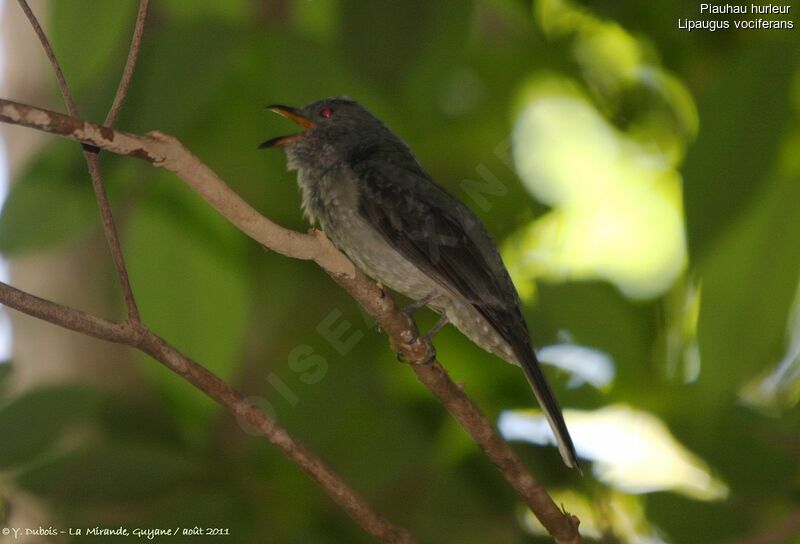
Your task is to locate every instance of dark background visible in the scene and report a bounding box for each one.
[1,0,799,542]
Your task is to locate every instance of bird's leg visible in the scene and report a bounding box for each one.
[410,313,450,365]
[402,293,448,340]
[395,293,444,364]
[401,292,440,319]
[422,313,449,341]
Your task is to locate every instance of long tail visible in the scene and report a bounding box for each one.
[518,349,581,472]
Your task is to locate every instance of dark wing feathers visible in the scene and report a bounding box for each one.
[357,161,518,324]
[355,160,580,470]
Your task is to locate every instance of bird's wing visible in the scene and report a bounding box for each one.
[355,160,580,470]
[355,160,521,332]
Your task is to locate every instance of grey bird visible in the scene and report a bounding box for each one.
[260,97,579,470]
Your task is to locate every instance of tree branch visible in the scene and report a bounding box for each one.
[0,99,355,275]
[0,279,416,544]
[0,97,581,543]
[105,0,150,127]
[17,0,142,321]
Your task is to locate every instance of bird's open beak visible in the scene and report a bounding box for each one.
[259,105,315,149]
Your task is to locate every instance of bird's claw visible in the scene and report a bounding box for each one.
[417,343,436,364]
[392,309,441,364]
[407,335,437,364]
[393,334,436,365]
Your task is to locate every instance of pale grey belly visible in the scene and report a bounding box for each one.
[322,206,440,301]
[320,207,518,365]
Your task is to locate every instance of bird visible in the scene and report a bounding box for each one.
[260,97,579,470]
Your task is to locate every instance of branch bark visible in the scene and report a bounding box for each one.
[0,97,581,543]
[104,0,150,127]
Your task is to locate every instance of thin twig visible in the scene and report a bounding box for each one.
[0,98,582,543]
[0,279,416,544]
[17,0,141,321]
[14,0,73,114]
[105,0,150,127]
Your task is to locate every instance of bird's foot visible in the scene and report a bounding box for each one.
[392,324,438,365]
[394,298,446,365]
[395,342,436,365]
[417,343,437,364]
[406,315,447,364]
[400,313,448,364]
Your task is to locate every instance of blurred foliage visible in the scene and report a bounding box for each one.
[501,405,729,501]
[0,140,96,254]
[1,0,799,542]
[519,490,666,543]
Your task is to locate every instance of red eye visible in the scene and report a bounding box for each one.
[321,107,334,118]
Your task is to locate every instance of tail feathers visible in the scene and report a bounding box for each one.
[518,351,581,472]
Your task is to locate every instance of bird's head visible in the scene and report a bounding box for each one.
[260,97,410,170]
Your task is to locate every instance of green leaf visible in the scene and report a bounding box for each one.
[0,385,103,469]
[125,180,250,436]
[0,142,97,255]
